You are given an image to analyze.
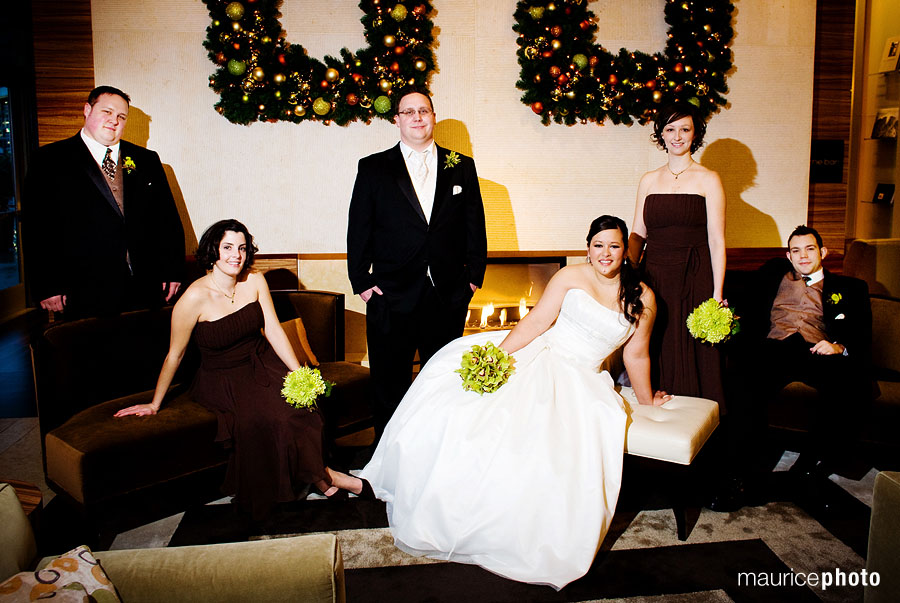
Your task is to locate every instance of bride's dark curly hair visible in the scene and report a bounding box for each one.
[586,215,645,324]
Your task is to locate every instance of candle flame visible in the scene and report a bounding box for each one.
[479,303,495,328]
[499,308,507,327]
[519,297,529,318]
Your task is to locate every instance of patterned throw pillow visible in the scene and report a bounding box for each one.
[0,545,120,602]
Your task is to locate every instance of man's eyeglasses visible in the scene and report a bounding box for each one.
[397,108,433,117]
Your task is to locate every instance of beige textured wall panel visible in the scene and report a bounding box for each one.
[92,0,815,255]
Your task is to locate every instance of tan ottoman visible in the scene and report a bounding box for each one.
[618,387,720,539]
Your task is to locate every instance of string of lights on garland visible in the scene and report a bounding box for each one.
[513,0,734,126]
[203,0,435,125]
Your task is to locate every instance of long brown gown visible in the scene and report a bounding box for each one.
[191,300,328,518]
[642,193,724,404]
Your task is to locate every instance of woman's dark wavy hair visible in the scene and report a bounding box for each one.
[196,219,258,274]
[651,102,707,155]
[586,215,644,324]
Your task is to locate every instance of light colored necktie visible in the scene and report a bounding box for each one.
[102,148,116,181]
[412,150,428,187]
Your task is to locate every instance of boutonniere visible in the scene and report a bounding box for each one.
[123,156,137,174]
[827,292,842,305]
[443,150,461,170]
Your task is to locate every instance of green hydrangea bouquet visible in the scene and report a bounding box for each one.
[455,341,516,395]
[686,298,740,344]
[282,367,334,409]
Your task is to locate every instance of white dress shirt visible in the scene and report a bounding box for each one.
[80,129,120,169]
[400,141,437,223]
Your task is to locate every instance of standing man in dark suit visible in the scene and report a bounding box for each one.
[24,86,185,319]
[347,89,487,440]
[711,225,872,510]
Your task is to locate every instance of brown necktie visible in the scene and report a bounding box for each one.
[102,148,116,181]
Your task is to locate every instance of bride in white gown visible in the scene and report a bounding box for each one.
[358,215,672,589]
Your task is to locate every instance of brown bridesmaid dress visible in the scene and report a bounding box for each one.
[191,300,328,518]
[642,193,724,404]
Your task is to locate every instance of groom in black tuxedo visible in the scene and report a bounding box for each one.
[712,225,872,510]
[347,89,487,439]
[24,86,185,319]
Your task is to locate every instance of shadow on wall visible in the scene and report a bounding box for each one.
[700,138,780,247]
[435,119,517,251]
[123,106,197,253]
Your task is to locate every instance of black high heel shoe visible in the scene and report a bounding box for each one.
[356,478,377,500]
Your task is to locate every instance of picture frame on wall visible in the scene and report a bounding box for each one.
[878,36,900,73]
[871,107,899,139]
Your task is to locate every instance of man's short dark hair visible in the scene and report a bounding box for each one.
[396,87,434,113]
[196,219,258,273]
[787,224,823,249]
[87,86,131,107]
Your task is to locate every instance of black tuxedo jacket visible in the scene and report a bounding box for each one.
[347,143,487,314]
[24,134,185,316]
[748,258,872,364]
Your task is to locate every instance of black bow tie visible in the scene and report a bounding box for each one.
[801,276,811,285]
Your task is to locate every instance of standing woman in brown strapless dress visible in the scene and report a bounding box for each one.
[628,103,726,404]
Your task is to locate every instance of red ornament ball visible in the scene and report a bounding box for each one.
[608,73,618,85]
[346,93,359,106]
[277,54,286,65]
[548,65,561,78]
[390,61,400,73]
[394,46,406,55]
[580,20,590,30]
[541,50,553,58]
[557,74,568,85]
[674,62,684,73]
[531,102,544,114]
[550,25,562,37]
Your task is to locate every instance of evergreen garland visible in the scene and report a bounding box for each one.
[513,0,734,126]
[203,0,435,125]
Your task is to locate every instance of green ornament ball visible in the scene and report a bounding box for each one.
[312,97,332,115]
[373,95,392,114]
[225,2,244,21]
[572,53,588,70]
[528,6,545,19]
[391,4,408,21]
[227,59,247,76]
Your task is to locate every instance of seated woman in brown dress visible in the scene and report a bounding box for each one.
[115,219,368,518]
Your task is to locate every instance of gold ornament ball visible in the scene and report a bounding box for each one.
[294,105,306,117]
[550,39,562,51]
[241,94,250,103]
[652,91,663,101]
[274,91,281,99]
[325,68,340,82]
[225,2,244,21]
[379,78,393,92]
[565,90,576,99]
[359,95,373,108]
[391,4,408,21]
[312,97,332,115]
[383,34,396,48]
[547,2,557,11]
[258,104,265,112]
[524,47,538,60]
[231,22,241,32]
[273,73,286,84]
[261,36,271,44]
[414,59,427,71]
[252,67,265,81]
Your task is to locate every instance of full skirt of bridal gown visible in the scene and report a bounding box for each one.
[358,288,636,589]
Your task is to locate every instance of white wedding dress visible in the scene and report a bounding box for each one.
[358,288,636,589]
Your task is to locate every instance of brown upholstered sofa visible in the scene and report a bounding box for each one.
[31,290,371,516]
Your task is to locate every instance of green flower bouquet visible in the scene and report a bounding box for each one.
[455,341,516,395]
[282,367,334,409]
[686,298,740,344]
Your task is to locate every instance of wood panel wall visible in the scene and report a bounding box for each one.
[30,0,94,146]
[807,0,856,255]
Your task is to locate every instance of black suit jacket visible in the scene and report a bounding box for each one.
[749,258,872,364]
[346,143,487,314]
[24,134,185,316]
